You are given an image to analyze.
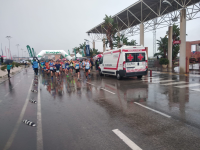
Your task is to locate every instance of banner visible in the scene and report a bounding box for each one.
[86,44,90,57]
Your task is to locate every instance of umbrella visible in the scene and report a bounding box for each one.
[1,56,6,57]
[96,54,102,58]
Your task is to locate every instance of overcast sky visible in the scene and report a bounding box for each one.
[0,0,200,57]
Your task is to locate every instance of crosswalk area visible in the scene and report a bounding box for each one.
[142,77,200,91]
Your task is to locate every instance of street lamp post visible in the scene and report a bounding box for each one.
[16,44,19,61]
[6,36,12,55]
[21,49,23,59]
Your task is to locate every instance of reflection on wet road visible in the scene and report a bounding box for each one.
[0,68,200,150]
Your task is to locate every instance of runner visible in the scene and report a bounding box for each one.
[45,60,50,74]
[40,60,45,72]
[69,60,74,76]
[62,60,65,73]
[65,60,70,75]
[60,59,64,73]
[55,61,61,78]
[85,59,91,80]
[82,59,86,72]
[49,60,54,77]
[75,60,80,80]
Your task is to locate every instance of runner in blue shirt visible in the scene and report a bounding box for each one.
[65,60,70,75]
[49,60,54,77]
[85,59,91,80]
[55,61,61,78]
[75,60,80,80]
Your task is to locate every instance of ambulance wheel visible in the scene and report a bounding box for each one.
[137,75,142,79]
[116,73,122,80]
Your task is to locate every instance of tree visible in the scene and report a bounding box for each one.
[102,15,117,49]
[154,37,168,58]
[73,47,80,53]
[127,39,137,46]
[79,42,86,55]
[154,24,181,60]
[113,34,128,48]
[90,48,99,57]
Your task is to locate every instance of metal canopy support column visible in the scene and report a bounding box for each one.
[179,9,186,73]
[140,23,144,46]
[168,26,173,69]
[93,40,95,49]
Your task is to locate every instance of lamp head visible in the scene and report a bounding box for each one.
[162,0,172,6]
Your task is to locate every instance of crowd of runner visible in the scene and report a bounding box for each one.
[38,59,92,80]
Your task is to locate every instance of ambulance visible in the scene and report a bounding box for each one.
[99,45,148,80]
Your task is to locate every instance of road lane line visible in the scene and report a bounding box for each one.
[37,80,44,150]
[12,83,19,89]
[112,129,142,150]
[191,88,200,92]
[134,102,171,118]
[86,82,95,86]
[100,88,115,94]
[175,83,200,88]
[153,80,175,83]
[3,80,33,150]
[4,92,9,97]
[161,81,187,85]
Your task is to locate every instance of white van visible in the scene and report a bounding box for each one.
[99,45,148,80]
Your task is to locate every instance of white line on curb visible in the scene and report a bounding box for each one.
[3,80,33,150]
[134,102,171,118]
[112,129,142,150]
[101,88,115,94]
[37,80,44,150]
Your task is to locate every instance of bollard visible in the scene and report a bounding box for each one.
[150,70,152,77]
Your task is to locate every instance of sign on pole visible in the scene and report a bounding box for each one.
[86,41,90,57]
[173,40,181,44]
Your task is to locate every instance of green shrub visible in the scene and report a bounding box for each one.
[15,63,19,67]
[1,65,7,71]
[159,58,169,65]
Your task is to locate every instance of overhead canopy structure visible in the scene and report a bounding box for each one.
[87,0,200,35]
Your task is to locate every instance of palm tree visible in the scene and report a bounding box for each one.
[154,37,168,58]
[79,43,86,55]
[127,39,137,46]
[102,15,117,49]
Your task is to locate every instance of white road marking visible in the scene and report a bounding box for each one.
[12,83,19,89]
[112,129,142,150]
[37,80,44,150]
[154,79,175,83]
[191,88,200,92]
[101,88,115,94]
[5,92,10,97]
[86,82,95,86]
[175,83,200,88]
[161,81,187,85]
[134,102,171,118]
[142,78,162,81]
[3,80,33,150]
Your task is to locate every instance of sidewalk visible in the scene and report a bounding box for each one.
[0,66,25,84]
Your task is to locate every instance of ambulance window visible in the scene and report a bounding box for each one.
[136,53,145,62]
[125,53,135,62]
[100,57,103,64]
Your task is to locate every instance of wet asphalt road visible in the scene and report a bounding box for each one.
[1,67,200,150]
